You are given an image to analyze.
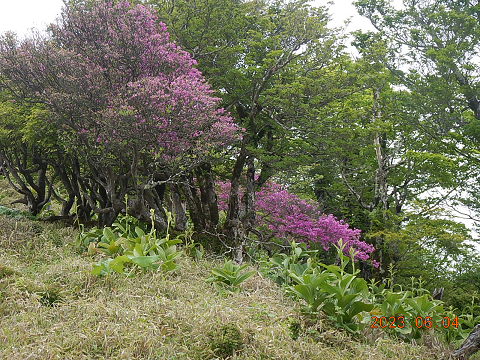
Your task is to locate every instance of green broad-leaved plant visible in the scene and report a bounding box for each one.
[285,240,374,334]
[206,260,256,294]
[269,241,318,286]
[90,210,183,276]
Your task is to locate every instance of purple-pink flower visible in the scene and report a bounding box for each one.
[0,0,238,163]
[217,179,375,261]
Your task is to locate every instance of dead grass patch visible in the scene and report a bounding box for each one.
[0,206,458,359]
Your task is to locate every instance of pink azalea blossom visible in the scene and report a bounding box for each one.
[217,179,375,261]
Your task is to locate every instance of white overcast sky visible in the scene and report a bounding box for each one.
[0,0,65,35]
[0,0,376,36]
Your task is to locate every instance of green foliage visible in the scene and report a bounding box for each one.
[206,260,256,294]
[271,240,472,342]
[206,323,245,359]
[376,291,444,341]
[282,241,374,334]
[0,205,37,220]
[82,210,183,276]
[268,240,318,286]
[91,256,131,276]
[368,275,461,342]
[445,293,480,342]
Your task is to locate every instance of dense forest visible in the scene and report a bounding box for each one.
[1,0,480,358]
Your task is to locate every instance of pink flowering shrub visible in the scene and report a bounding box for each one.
[0,1,237,164]
[217,180,375,262]
[0,0,238,228]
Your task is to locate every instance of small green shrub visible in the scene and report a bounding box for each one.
[206,260,256,294]
[269,240,318,286]
[0,264,17,278]
[87,210,183,276]
[281,240,373,334]
[275,240,454,341]
[367,275,451,342]
[207,323,245,358]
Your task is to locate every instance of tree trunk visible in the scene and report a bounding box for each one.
[450,324,480,359]
[0,152,51,215]
[170,183,187,231]
[224,137,249,263]
[195,163,219,231]
[240,155,255,232]
[371,86,390,278]
[127,188,168,231]
[179,174,205,231]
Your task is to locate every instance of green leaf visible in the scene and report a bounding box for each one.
[311,293,329,311]
[223,260,235,273]
[231,270,256,286]
[210,269,233,283]
[319,282,342,296]
[348,301,374,318]
[161,261,179,272]
[339,273,357,293]
[133,243,144,257]
[109,255,129,273]
[293,284,316,304]
[103,227,117,243]
[337,294,358,309]
[129,255,160,268]
[343,322,359,333]
[309,274,332,289]
[321,264,342,279]
[290,263,309,277]
[270,255,285,266]
[91,261,107,275]
[164,239,183,246]
[135,227,145,237]
[350,278,369,297]
[404,297,425,315]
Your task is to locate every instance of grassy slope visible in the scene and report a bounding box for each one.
[0,180,457,359]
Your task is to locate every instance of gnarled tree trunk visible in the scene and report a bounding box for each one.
[450,324,480,359]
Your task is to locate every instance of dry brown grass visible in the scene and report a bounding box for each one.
[0,176,461,359]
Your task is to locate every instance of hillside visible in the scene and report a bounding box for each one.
[0,180,460,360]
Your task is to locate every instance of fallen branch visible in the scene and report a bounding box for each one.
[450,324,480,359]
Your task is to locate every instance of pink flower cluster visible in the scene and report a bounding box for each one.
[0,0,238,163]
[217,180,375,261]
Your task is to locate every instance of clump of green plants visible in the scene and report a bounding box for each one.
[443,292,480,342]
[206,260,256,294]
[0,205,37,220]
[270,240,460,343]
[76,208,183,276]
[284,240,374,334]
[365,271,456,342]
[268,240,318,286]
[206,323,245,358]
[0,264,17,278]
